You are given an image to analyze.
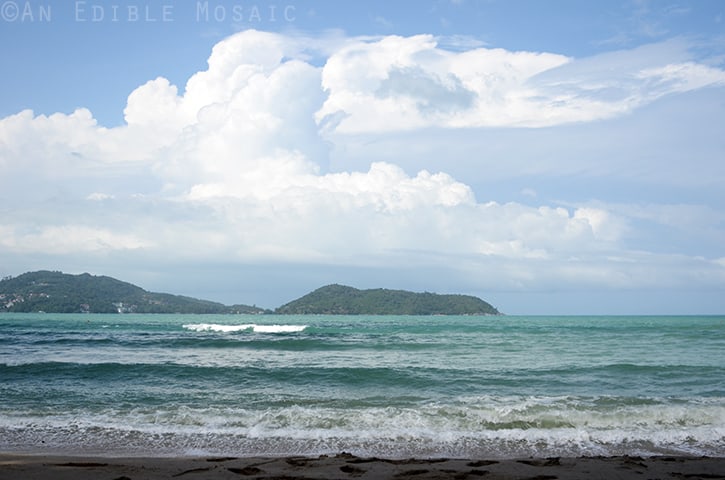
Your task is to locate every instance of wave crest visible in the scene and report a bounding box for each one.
[183,323,307,334]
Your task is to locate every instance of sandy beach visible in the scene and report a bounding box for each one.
[1,453,723,480]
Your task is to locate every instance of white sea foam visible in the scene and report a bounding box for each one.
[253,324,308,333]
[2,397,723,458]
[182,323,307,333]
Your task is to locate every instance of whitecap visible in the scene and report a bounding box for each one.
[182,323,306,333]
[252,325,307,333]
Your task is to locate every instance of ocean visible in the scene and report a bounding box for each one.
[1,314,723,458]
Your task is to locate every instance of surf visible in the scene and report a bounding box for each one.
[182,323,307,333]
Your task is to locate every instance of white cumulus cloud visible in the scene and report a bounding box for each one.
[0,30,723,300]
[316,35,725,132]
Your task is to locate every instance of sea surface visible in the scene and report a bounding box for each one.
[1,313,723,458]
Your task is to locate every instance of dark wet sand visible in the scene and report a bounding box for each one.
[1,453,724,479]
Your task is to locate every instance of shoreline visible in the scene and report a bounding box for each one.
[1,453,724,479]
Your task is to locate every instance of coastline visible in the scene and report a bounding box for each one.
[1,453,724,480]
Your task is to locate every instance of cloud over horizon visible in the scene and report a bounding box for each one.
[1,30,724,312]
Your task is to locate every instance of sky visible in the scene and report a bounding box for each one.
[1,0,724,314]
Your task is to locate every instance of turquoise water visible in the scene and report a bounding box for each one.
[1,314,723,458]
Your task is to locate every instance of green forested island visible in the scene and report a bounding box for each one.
[0,271,500,315]
[277,284,500,315]
[0,271,264,314]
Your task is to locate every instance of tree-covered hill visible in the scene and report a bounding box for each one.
[0,271,265,314]
[275,284,500,315]
[1,272,501,315]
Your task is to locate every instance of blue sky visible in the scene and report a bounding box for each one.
[1,0,724,314]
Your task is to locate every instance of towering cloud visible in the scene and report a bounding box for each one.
[1,30,723,298]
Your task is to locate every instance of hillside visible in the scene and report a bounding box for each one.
[0,272,501,315]
[275,284,500,315]
[0,271,265,314]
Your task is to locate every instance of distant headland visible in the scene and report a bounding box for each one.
[276,284,500,315]
[0,271,500,315]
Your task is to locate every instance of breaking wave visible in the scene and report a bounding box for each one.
[182,323,307,333]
